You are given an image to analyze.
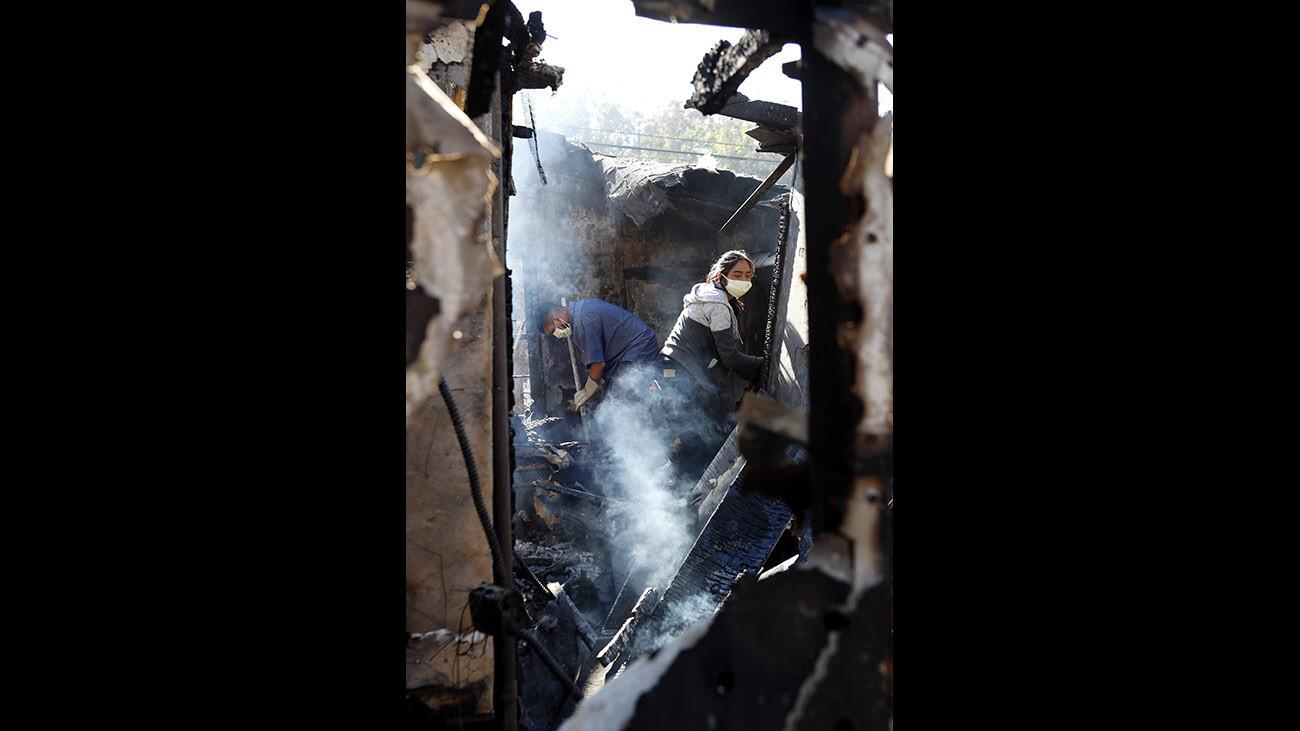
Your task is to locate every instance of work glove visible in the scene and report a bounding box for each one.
[567,377,600,412]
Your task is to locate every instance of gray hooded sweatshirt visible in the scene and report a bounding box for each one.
[661,282,763,385]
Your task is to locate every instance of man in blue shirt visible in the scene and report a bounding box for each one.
[539,298,661,411]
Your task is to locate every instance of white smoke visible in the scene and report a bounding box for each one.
[584,362,718,587]
[508,113,742,635]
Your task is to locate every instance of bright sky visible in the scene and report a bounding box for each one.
[518,0,801,113]
[512,0,891,136]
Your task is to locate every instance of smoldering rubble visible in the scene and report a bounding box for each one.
[503,124,818,729]
[408,2,892,728]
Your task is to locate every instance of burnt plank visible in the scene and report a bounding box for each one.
[631,457,795,656]
[717,94,801,129]
[687,31,786,115]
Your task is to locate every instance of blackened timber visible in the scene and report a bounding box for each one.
[746,124,799,154]
[489,60,519,727]
[760,197,793,389]
[596,587,660,667]
[719,152,795,234]
[687,30,786,115]
[717,94,800,129]
[631,429,794,659]
[464,1,507,118]
[502,1,530,66]
[801,46,870,533]
[515,62,564,91]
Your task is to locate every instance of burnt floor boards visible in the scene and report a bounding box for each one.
[630,428,799,659]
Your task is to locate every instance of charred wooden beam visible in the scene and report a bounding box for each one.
[463,2,506,118]
[802,38,871,535]
[803,10,893,541]
[717,93,801,129]
[465,1,541,116]
[502,1,531,65]
[687,30,786,115]
[596,587,660,667]
[629,429,796,661]
[514,61,565,91]
[719,152,796,234]
[745,123,799,154]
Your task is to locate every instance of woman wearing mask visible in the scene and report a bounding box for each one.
[658,250,764,474]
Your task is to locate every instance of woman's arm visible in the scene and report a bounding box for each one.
[710,322,763,381]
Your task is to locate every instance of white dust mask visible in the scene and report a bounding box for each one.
[724,277,752,298]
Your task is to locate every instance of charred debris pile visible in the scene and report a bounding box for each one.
[506,129,811,728]
[407,1,891,728]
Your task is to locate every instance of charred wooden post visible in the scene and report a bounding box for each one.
[802,28,872,538]
[463,2,507,118]
[719,152,796,234]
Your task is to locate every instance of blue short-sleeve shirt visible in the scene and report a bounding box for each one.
[569,298,661,377]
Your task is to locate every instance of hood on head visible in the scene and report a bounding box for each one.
[684,281,728,306]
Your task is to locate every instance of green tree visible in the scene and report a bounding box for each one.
[548,96,789,179]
